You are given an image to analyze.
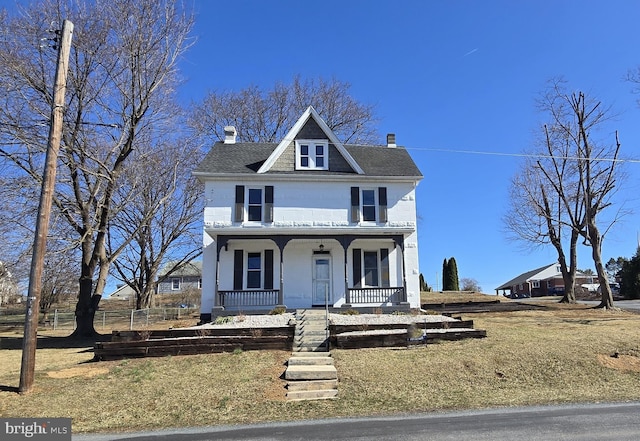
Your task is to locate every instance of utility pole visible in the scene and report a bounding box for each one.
[19,19,73,394]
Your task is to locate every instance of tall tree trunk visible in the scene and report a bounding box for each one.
[73,273,99,337]
[72,237,108,337]
[587,220,614,308]
[559,230,579,303]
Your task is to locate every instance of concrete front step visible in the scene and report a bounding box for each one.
[289,351,330,357]
[295,330,326,336]
[287,357,334,366]
[286,378,338,392]
[294,336,328,344]
[286,389,338,401]
[294,345,329,352]
[285,365,337,381]
[295,326,326,332]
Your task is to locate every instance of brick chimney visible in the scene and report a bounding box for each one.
[386,133,396,148]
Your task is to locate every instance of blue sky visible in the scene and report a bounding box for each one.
[3,0,639,294]
[180,0,640,292]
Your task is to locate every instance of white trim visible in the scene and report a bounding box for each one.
[295,139,329,170]
[194,171,420,183]
[257,106,364,174]
[312,255,332,305]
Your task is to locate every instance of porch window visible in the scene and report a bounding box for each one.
[247,252,261,288]
[353,248,390,288]
[233,249,275,290]
[295,140,328,170]
[363,251,379,286]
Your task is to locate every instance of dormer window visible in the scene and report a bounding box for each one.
[296,140,328,170]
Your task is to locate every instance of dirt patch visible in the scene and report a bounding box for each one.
[597,353,640,373]
[47,366,109,379]
[260,351,289,401]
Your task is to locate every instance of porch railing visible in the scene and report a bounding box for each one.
[218,289,280,308]
[348,287,405,304]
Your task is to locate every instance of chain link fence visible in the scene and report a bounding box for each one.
[0,307,199,332]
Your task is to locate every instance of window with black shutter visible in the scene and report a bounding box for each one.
[234,186,244,222]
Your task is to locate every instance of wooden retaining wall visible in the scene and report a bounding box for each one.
[94,327,294,361]
[329,319,475,335]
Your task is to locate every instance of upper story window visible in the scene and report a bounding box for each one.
[235,185,274,223]
[248,188,262,221]
[361,190,376,221]
[295,140,328,170]
[350,186,388,223]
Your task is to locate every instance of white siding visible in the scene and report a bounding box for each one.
[200,178,421,312]
[204,180,417,230]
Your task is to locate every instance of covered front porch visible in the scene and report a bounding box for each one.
[200,233,411,322]
[217,286,407,309]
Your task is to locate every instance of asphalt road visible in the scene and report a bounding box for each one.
[583,299,640,312]
[73,402,640,441]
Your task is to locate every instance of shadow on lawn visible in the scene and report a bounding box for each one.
[0,333,110,350]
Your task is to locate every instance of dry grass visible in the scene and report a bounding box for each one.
[421,291,507,304]
[2,305,640,434]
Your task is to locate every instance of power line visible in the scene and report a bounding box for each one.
[405,146,640,164]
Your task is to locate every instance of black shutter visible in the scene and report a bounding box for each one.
[233,250,243,290]
[352,248,362,288]
[235,186,244,222]
[265,186,274,223]
[350,187,360,223]
[264,249,274,289]
[380,248,390,287]
[378,187,388,223]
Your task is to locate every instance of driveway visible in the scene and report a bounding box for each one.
[580,299,640,312]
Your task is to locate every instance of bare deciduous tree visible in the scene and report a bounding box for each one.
[505,128,583,303]
[460,278,481,292]
[505,79,625,308]
[189,76,379,145]
[109,139,203,310]
[0,0,195,336]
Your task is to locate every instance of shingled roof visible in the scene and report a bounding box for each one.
[194,106,422,179]
[194,142,422,178]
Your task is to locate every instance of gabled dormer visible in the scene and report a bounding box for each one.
[257,106,364,174]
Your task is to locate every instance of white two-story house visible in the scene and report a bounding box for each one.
[194,107,423,323]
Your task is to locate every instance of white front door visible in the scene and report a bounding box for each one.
[312,257,331,306]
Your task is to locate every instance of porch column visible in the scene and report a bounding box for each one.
[396,236,408,304]
[344,246,350,304]
[214,238,228,309]
[215,252,221,307]
[338,235,356,306]
[273,237,289,307]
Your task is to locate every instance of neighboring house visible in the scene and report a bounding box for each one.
[156,260,202,295]
[0,262,20,306]
[495,263,595,298]
[106,284,136,301]
[193,106,423,323]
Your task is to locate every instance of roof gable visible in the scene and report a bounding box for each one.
[257,106,364,174]
[496,263,557,290]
